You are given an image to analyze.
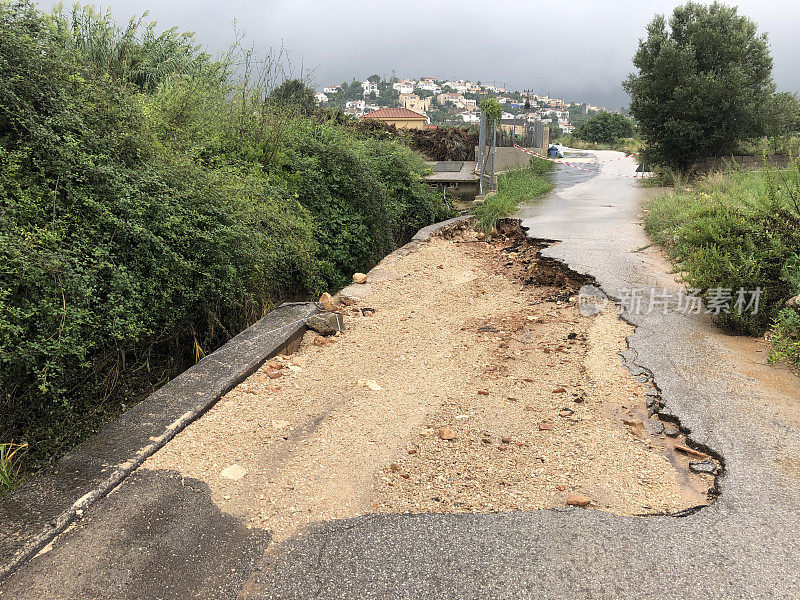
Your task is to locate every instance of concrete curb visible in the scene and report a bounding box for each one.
[0,214,474,583]
[0,302,318,582]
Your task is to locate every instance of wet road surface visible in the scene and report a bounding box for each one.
[2,151,799,599]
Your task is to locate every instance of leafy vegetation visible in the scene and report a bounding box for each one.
[645,165,800,364]
[624,2,775,171]
[473,158,554,231]
[0,1,449,484]
[574,112,634,145]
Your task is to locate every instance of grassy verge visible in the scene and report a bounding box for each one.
[644,167,800,365]
[473,158,554,230]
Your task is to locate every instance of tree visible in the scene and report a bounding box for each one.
[574,112,634,144]
[367,74,381,83]
[268,79,315,113]
[623,2,774,170]
[762,92,800,138]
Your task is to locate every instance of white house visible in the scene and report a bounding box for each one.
[417,81,442,94]
[459,112,480,123]
[346,99,366,111]
[323,85,340,94]
[361,81,379,96]
[501,111,515,120]
[392,80,415,95]
[314,92,328,104]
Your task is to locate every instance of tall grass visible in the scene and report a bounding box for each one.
[0,442,27,493]
[645,163,800,364]
[474,158,554,230]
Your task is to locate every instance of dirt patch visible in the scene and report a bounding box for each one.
[142,220,716,543]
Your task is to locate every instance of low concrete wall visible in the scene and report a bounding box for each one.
[695,154,792,173]
[475,146,542,172]
[0,302,317,581]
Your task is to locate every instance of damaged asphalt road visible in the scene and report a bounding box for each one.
[2,154,799,599]
[241,153,800,599]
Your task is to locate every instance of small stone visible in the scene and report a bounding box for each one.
[650,421,665,435]
[556,484,566,491]
[558,409,574,418]
[538,422,554,431]
[439,427,457,440]
[400,473,411,479]
[566,494,591,507]
[307,312,344,336]
[622,418,644,430]
[501,436,512,444]
[220,464,247,480]
[313,336,328,347]
[664,425,680,437]
[266,370,283,379]
[389,463,401,472]
[478,390,490,396]
[552,387,566,393]
[407,448,418,454]
[358,379,383,391]
[689,460,718,475]
[318,292,337,311]
[353,272,368,284]
[787,295,800,308]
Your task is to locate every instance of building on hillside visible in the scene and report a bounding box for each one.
[560,123,576,134]
[500,119,527,136]
[437,92,466,106]
[399,93,431,113]
[417,80,442,94]
[459,111,480,123]
[323,85,340,94]
[361,81,379,96]
[314,92,329,104]
[392,79,416,95]
[360,107,428,129]
[346,99,366,112]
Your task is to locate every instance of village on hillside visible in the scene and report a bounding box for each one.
[314,76,611,133]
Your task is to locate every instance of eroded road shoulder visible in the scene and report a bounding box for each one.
[0,219,719,600]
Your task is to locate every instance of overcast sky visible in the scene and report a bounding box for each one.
[40,0,800,108]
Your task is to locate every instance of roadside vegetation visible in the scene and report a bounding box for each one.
[645,165,800,365]
[0,1,450,486]
[473,158,554,231]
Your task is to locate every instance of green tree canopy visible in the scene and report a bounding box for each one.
[574,112,634,144]
[623,2,774,170]
[268,79,315,113]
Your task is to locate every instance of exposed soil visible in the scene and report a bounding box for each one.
[142,219,717,543]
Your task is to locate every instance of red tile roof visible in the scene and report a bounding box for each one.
[360,107,427,120]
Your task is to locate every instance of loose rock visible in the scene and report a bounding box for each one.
[307,312,344,336]
[220,464,247,480]
[353,272,368,284]
[319,292,337,311]
[439,427,457,440]
[664,425,680,437]
[689,460,718,475]
[566,494,591,507]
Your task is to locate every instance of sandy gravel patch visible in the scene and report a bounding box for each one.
[142,222,715,542]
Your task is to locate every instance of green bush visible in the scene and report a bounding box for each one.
[574,112,634,145]
[645,165,800,363]
[0,2,448,479]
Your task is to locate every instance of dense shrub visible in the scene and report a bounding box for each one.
[645,165,800,364]
[574,112,634,145]
[0,2,448,475]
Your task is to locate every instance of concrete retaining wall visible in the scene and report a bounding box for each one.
[475,146,541,172]
[0,302,317,581]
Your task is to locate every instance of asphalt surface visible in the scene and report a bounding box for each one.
[3,153,799,599]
